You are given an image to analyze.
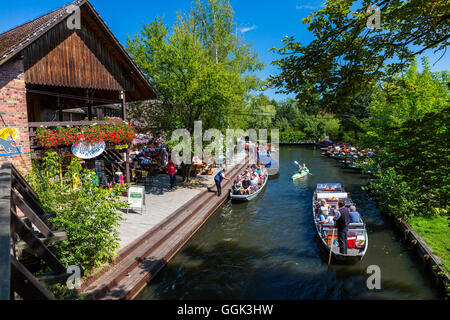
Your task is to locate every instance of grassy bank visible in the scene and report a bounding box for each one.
[407,215,449,275]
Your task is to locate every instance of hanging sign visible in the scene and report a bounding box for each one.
[115,144,129,150]
[0,128,22,157]
[72,141,106,159]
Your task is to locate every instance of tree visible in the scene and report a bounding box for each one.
[268,0,449,113]
[126,0,264,134]
[360,57,449,147]
[245,94,277,129]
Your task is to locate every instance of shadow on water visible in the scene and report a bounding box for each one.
[136,146,440,300]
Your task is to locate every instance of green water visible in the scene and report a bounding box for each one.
[136,146,439,300]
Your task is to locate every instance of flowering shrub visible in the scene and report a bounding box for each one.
[36,124,136,148]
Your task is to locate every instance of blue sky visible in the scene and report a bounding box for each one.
[1,0,448,101]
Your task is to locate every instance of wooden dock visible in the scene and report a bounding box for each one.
[81,159,248,300]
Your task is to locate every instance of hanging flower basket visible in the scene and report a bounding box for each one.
[36,124,136,149]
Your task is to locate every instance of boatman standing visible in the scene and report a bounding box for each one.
[213,168,230,197]
[333,200,350,254]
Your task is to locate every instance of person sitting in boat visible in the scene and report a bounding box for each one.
[250,173,259,192]
[242,176,252,195]
[320,199,331,216]
[349,206,361,223]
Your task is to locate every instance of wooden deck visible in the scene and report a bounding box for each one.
[81,157,248,300]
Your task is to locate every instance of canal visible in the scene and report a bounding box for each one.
[137,146,439,300]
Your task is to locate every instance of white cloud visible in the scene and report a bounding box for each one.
[295,2,324,10]
[237,24,258,34]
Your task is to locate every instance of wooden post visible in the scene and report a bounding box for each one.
[58,96,63,121]
[86,90,92,121]
[121,91,130,184]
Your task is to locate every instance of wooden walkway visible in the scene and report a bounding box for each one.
[81,157,248,300]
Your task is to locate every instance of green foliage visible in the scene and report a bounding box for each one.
[366,106,449,218]
[26,152,127,271]
[279,131,306,142]
[268,0,449,113]
[360,58,449,147]
[408,215,450,277]
[126,0,264,133]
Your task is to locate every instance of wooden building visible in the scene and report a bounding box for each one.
[0,0,157,181]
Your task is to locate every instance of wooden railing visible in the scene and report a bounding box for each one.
[0,163,74,300]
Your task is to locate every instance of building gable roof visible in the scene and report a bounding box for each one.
[0,0,157,100]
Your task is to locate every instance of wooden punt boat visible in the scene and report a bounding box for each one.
[292,168,309,180]
[230,175,268,201]
[312,183,368,262]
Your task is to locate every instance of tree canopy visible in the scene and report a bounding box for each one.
[126,0,264,133]
[268,0,449,113]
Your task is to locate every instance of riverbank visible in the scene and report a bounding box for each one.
[317,142,449,295]
[79,154,248,299]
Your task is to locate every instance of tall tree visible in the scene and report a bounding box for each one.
[127,0,264,134]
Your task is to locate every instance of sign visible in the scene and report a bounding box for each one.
[0,128,22,157]
[115,144,129,150]
[72,141,106,159]
[128,186,145,209]
[317,192,348,199]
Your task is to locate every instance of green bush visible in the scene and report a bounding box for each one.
[280,131,307,142]
[26,152,127,271]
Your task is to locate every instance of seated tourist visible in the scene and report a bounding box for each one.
[243,176,252,195]
[320,199,331,216]
[233,176,243,195]
[349,206,361,223]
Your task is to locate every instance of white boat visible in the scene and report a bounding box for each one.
[230,175,268,201]
[312,183,368,262]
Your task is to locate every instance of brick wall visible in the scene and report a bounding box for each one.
[0,58,31,174]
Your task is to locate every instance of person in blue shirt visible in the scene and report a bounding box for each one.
[213,168,230,197]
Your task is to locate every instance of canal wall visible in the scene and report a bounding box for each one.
[80,157,249,300]
[387,213,449,296]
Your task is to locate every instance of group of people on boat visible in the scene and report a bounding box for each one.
[232,163,267,195]
[315,199,361,225]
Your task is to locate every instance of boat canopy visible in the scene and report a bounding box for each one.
[317,192,348,199]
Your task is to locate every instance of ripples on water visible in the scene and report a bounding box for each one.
[136,146,438,300]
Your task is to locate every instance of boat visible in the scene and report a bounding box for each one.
[230,175,268,201]
[292,168,309,180]
[312,183,368,262]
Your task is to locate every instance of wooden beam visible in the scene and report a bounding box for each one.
[28,120,127,128]
[11,191,54,238]
[10,210,66,274]
[0,163,12,300]
[10,256,55,300]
